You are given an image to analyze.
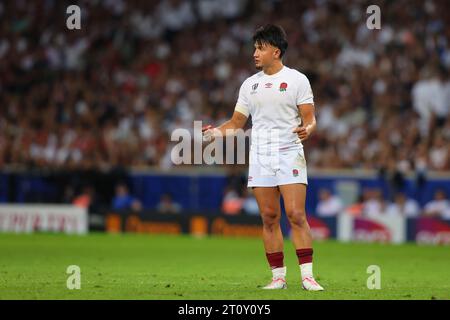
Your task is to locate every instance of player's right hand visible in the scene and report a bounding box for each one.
[202,125,219,142]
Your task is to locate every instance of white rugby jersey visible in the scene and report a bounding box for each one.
[234,66,314,152]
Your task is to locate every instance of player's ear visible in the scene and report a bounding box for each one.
[274,48,281,59]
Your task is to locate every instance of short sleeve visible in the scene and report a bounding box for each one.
[296,74,314,106]
[235,81,250,117]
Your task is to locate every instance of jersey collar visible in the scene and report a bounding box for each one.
[262,65,285,78]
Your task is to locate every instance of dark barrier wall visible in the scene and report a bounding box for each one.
[0,173,8,202]
[104,210,338,240]
[1,170,450,215]
[130,173,228,210]
[103,210,450,245]
[105,210,265,238]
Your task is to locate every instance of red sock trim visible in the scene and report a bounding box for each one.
[296,248,313,264]
[265,252,284,269]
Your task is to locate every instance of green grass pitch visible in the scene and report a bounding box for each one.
[0,233,449,300]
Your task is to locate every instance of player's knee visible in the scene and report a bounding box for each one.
[260,207,280,226]
[286,209,307,228]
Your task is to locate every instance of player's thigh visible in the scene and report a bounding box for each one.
[252,187,281,222]
[275,148,308,186]
[279,183,307,219]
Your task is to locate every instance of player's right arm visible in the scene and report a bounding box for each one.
[217,110,248,133]
[202,111,248,141]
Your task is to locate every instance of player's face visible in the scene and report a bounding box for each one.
[253,42,280,70]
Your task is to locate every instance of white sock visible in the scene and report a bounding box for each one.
[272,266,286,280]
[300,263,313,280]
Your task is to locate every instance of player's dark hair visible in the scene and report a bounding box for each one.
[253,24,288,58]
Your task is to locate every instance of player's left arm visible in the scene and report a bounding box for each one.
[293,103,316,142]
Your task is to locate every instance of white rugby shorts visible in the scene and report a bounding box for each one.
[247,147,308,187]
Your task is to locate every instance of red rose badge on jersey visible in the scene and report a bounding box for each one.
[292,169,299,177]
[279,82,288,92]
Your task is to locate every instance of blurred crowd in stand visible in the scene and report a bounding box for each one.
[1,0,449,211]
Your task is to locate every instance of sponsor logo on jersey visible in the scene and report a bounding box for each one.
[265,83,272,88]
[279,82,288,92]
[251,83,259,92]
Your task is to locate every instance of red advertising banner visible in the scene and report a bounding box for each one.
[353,218,391,243]
[414,217,450,245]
[307,216,331,240]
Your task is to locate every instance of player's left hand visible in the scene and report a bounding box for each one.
[293,126,311,143]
